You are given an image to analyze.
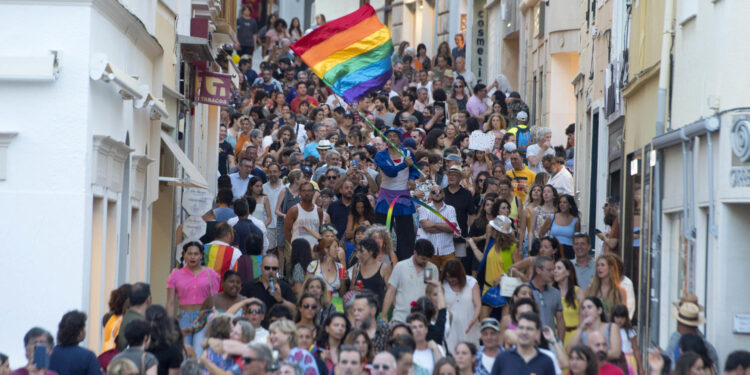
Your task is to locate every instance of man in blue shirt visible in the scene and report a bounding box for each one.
[490,312,556,375]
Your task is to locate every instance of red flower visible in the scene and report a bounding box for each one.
[410,301,418,307]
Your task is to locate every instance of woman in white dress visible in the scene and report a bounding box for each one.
[441,259,482,355]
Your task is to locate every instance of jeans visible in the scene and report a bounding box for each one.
[178,310,200,348]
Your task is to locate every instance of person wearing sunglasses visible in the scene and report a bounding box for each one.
[227,298,269,345]
[240,254,296,316]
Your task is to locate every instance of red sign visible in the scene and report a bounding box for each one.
[196,72,233,106]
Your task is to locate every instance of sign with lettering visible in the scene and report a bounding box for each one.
[471,0,486,84]
[196,71,233,106]
[182,215,207,240]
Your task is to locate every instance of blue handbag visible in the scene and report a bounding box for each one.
[478,237,508,308]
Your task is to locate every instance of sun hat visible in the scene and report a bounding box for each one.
[671,302,706,327]
[489,215,513,234]
[316,139,333,150]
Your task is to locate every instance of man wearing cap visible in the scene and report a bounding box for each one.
[303,123,327,158]
[475,318,503,375]
[507,111,532,153]
[374,128,421,260]
[665,296,719,369]
[417,184,459,270]
[467,83,490,117]
[444,165,475,273]
[399,114,418,141]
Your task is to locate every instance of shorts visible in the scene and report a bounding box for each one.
[267,228,278,250]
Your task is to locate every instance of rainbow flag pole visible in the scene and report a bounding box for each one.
[291,4,426,177]
[386,195,462,237]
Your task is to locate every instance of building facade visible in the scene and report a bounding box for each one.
[0,0,234,365]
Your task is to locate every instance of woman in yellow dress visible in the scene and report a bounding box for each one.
[468,215,517,320]
[101,284,132,353]
[553,258,584,350]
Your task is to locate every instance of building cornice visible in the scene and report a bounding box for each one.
[0,0,163,59]
[621,62,660,98]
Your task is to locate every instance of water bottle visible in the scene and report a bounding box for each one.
[268,276,276,296]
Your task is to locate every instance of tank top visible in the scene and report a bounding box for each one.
[252,196,268,223]
[292,203,320,248]
[549,214,578,246]
[356,263,386,307]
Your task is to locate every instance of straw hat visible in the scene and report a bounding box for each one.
[489,215,513,235]
[671,302,706,327]
[672,293,705,311]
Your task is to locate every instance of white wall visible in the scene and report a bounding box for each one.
[548,52,578,145]
[278,0,306,30]
[0,3,92,367]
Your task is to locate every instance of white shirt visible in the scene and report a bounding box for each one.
[454,69,477,92]
[263,181,285,228]
[416,81,433,100]
[252,327,269,345]
[413,346,445,374]
[539,347,563,375]
[526,143,555,174]
[417,202,458,256]
[229,173,251,200]
[549,166,574,196]
[227,216,269,252]
[620,276,636,319]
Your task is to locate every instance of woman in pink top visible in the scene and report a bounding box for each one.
[264,19,290,54]
[166,241,220,347]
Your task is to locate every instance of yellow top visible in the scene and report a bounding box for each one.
[561,286,580,350]
[506,168,536,203]
[101,314,122,353]
[483,246,506,294]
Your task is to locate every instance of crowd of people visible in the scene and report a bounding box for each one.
[4,9,750,375]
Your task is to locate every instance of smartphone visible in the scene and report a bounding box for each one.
[595,229,602,235]
[34,345,49,369]
[353,159,358,167]
[424,268,433,283]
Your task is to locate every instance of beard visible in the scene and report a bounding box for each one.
[603,212,617,226]
[597,350,607,362]
[357,316,373,330]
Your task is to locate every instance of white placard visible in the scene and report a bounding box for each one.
[469,130,495,151]
[500,276,523,297]
[183,187,214,216]
[733,313,750,334]
[182,215,207,240]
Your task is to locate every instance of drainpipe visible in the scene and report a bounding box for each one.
[434,0,439,56]
[705,117,719,238]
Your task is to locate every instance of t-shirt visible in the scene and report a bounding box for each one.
[149,345,183,375]
[374,112,396,127]
[240,278,295,311]
[489,349,556,375]
[506,168,536,202]
[326,199,352,240]
[525,144,555,174]
[116,310,145,350]
[48,346,102,375]
[388,257,439,322]
[444,186,474,237]
[112,348,158,375]
[233,218,264,253]
[263,181,285,229]
[236,17,258,48]
[574,257,595,291]
[218,140,234,176]
[526,282,562,332]
[213,207,237,222]
[413,348,440,374]
[599,363,625,375]
[466,95,488,117]
[290,96,319,113]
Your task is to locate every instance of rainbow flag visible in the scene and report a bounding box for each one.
[291,4,393,103]
[203,243,239,276]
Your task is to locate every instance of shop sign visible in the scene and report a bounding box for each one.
[196,71,233,106]
[471,0,486,84]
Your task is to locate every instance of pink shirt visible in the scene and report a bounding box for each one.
[167,266,220,305]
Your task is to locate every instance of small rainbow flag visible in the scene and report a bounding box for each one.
[291,5,393,103]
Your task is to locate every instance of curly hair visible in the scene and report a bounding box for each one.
[108,284,132,316]
[57,310,87,346]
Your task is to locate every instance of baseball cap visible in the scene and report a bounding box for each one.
[445,154,462,162]
[503,142,517,152]
[404,115,418,123]
[401,138,417,149]
[480,318,501,332]
[384,128,404,137]
[301,166,312,174]
[516,111,528,122]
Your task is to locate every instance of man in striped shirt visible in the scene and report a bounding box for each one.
[417,185,459,271]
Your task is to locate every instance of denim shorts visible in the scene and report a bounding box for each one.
[178,309,200,347]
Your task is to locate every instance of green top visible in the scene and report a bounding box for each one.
[116,309,145,351]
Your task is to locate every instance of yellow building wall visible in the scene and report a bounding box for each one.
[155,3,177,90]
[628,0,665,79]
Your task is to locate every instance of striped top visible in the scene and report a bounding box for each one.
[290,5,394,103]
[203,242,241,279]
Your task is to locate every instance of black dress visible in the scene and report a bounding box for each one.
[355,262,386,308]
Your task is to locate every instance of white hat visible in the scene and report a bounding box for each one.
[516,111,528,122]
[316,140,333,150]
[503,142,517,152]
[489,215,513,234]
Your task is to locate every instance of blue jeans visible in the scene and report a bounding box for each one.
[178,310,200,348]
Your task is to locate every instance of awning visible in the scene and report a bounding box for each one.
[159,131,209,190]
[178,34,214,63]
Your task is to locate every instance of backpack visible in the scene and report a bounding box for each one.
[515,125,531,154]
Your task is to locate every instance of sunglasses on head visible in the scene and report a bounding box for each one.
[264,266,279,271]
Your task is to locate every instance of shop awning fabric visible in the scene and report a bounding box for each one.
[159,131,209,190]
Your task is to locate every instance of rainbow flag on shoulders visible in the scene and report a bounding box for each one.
[291,5,393,103]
